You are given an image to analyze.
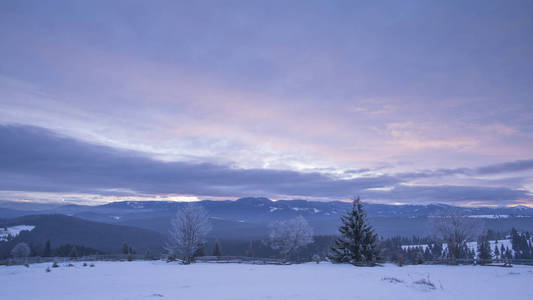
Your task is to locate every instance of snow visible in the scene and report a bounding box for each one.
[269,207,279,212]
[402,244,430,251]
[1,261,532,299]
[467,215,510,219]
[0,225,35,242]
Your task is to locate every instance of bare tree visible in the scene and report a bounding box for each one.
[164,204,211,264]
[11,242,31,258]
[269,216,314,261]
[432,210,483,264]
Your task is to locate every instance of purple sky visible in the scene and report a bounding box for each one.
[1,1,532,206]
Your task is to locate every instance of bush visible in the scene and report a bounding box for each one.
[52,262,59,268]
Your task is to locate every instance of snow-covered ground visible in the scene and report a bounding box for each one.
[1,261,532,300]
[0,225,35,242]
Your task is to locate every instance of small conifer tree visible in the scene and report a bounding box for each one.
[477,235,492,265]
[212,240,222,257]
[69,246,78,258]
[43,240,52,257]
[494,244,500,258]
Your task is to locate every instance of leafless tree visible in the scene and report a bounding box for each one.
[431,210,484,264]
[269,216,314,261]
[164,204,211,264]
[11,242,31,258]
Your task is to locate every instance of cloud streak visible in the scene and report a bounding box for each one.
[0,125,399,198]
[0,125,530,205]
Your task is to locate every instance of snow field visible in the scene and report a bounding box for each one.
[1,261,532,300]
[0,225,35,242]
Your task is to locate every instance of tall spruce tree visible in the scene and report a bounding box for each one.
[328,197,379,265]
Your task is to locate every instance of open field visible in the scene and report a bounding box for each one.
[2,261,532,300]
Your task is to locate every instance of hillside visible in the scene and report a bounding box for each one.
[0,214,165,258]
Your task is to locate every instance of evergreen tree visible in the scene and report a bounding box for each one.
[504,247,513,259]
[245,241,254,257]
[145,249,153,260]
[43,240,51,257]
[477,235,492,265]
[328,197,379,265]
[510,228,520,252]
[212,240,222,257]
[431,243,443,260]
[122,243,129,254]
[69,246,78,258]
[494,244,500,258]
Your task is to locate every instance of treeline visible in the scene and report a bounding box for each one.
[2,239,104,259]
[510,228,533,259]
[378,227,532,265]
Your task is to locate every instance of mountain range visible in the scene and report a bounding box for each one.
[2,197,533,239]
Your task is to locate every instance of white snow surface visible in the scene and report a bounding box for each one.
[2,261,532,300]
[0,225,35,242]
[467,214,510,219]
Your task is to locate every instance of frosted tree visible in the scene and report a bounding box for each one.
[328,197,379,265]
[269,216,314,261]
[432,210,483,264]
[11,242,31,258]
[164,204,211,264]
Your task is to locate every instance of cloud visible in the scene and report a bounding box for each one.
[476,160,533,175]
[1,124,531,205]
[363,185,531,205]
[0,124,399,198]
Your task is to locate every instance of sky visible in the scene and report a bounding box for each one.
[1,1,532,206]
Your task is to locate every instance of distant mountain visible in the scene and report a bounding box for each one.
[0,214,165,258]
[1,198,533,238]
